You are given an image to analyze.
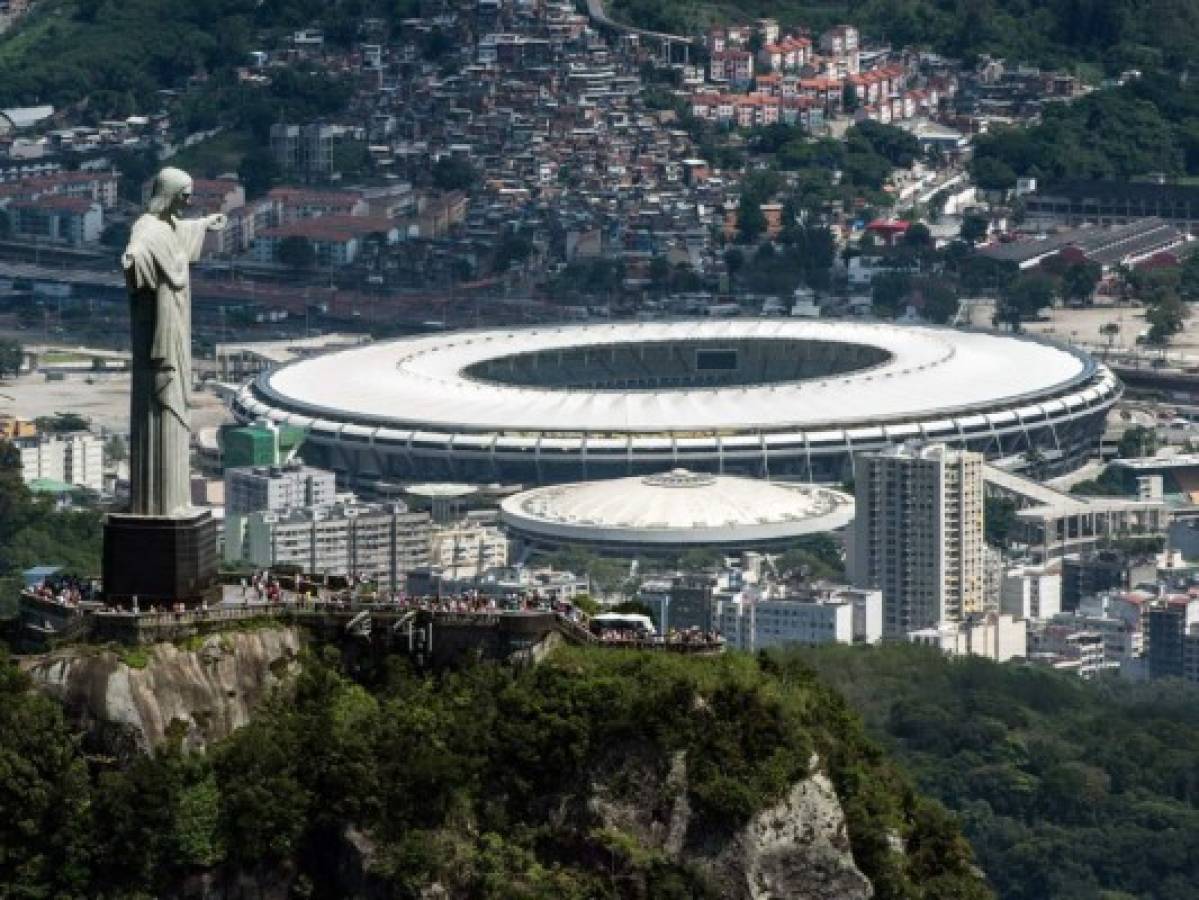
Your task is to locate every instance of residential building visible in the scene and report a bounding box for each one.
[851,443,985,637]
[407,565,587,601]
[429,522,509,580]
[714,583,882,651]
[270,123,339,177]
[639,574,717,632]
[14,432,103,493]
[240,501,432,589]
[224,463,338,516]
[8,196,102,245]
[1027,622,1112,678]
[1061,551,1158,612]
[907,612,1026,662]
[252,215,398,267]
[1000,564,1062,620]
[0,415,35,439]
[1148,596,1199,680]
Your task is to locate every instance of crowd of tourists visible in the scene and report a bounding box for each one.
[25,574,99,608]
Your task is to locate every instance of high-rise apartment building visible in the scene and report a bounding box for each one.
[225,463,338,516]
[850,443,984,637]
[15,432,104,493]
[239,502,432,590]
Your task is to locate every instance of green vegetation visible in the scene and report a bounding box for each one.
[1069,466,1128,497]
[0,645,991,897]
[168,130,259,180]
[775,533,845,579]
[0,0,406,113]
[795,643,1199,900]
[0,338,21,378]
[33,411,91,433]
[610,0,1199,73]
[983,496,1017,547]
[114,644,151,669]
[1118,424,1159,459]
[0,440,101,616]
[972,75,1199,188]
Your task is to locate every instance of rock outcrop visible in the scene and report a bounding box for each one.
[24,627,303,753]
[588,750,873,900]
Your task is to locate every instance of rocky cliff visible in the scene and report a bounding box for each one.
[584,750,874,900]
[177,752,875,900]
[23,627,303,753]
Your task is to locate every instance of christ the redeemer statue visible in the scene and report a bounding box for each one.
[121,167,225,518]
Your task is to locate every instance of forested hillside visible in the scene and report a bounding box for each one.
[609,0,1199,72]
[0,0,394,115]
[970,73,1199,188]
[0,644,991,898]
[795,644,1199,900]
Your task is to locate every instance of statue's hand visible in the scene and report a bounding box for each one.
[206,213,228,232]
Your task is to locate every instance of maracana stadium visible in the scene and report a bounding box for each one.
[231,320,1121,485]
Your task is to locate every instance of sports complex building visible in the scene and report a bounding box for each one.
[499,469,855,555]
[231,321,1121,486]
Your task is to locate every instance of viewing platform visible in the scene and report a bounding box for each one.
[14,590,725,664]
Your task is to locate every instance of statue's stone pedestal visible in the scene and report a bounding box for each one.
[102,510,218,607]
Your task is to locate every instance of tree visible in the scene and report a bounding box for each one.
[491,229,533,274]
[611,599,655,618]
[960,213,989,246]
[1061,260,1102,306]
[1118,425,1157,459]
[724,248,745,287]
[999,272,1056,329]
[678,548,722,571]
[970,156,1018,191]
[903,222,933,251]
[34,412,90,433]
[920,280,960,324]
[237,148,278,200]
[984,496,1018,547]
[105,434,127,464]
[431,157,479,192]
[842,81,859,113]
[277,236,316,271]
[1180,250,1199,301]
[737,194,766,243]
[99,221,130,250]
[1146,288,1188,344]
[648,255,671,290]
[0,338,21,378]
[872,271,912,317]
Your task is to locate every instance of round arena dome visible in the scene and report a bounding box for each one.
[232,320,1120,485]
[499,469,854,554]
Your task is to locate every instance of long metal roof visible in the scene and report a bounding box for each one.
[250,320,1097,436]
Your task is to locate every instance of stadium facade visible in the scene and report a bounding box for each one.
[232,321,1121,486]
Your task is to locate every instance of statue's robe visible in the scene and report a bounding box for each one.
[121,214,207,518]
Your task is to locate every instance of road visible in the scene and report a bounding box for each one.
[584,0,691,45]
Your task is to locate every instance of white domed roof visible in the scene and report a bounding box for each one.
[499,469,854,548]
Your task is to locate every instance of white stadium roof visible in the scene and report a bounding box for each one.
[257,320,1093,434]
[500,469,855,547]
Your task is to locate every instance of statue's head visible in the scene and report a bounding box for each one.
[147,167,193,216]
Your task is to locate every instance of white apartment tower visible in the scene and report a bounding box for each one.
[15,432,104,493]
[850,443,985,637]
